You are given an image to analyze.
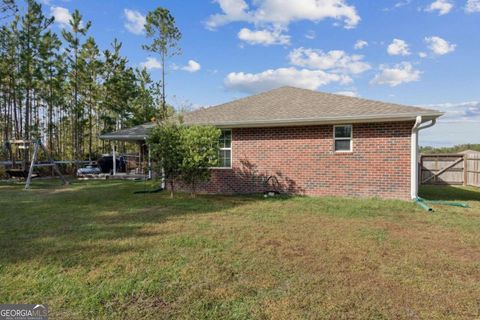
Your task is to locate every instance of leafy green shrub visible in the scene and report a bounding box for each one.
[148,121,184,198]
[148,122,221,197]
[0,166,7,179]
[180,125,221,197]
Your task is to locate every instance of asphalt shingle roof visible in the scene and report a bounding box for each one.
[101,86,443,140]
[182,86,442,127]
[99,123,155,141]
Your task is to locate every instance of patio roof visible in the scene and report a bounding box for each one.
[99,123,156,141]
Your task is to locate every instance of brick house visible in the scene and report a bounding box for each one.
[101,87,443,200]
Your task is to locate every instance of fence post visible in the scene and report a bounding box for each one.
[463,154,467,186]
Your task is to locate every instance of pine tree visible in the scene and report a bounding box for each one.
[101,40,137,131]
[62,9,91,163]
[18,0,53,163]
[0,0,17,20]
[0,0,175,167]
[79,36,101,160]
[38,30,61,154]
[143,7,181,118]
[132,68,157,125]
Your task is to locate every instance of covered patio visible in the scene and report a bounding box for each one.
[99,123,156,179]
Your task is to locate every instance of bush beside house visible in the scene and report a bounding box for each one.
[148,122,221,197]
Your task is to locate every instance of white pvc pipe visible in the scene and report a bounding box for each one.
[411,116,422,199]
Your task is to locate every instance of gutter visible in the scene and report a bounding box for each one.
[411,116,437,199]
[186,112,444,128]
[99,112,444,139]
[99,135,147,141]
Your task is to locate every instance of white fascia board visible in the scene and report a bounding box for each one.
[203,113,443,129]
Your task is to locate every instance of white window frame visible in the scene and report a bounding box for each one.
[214,129,232,169]
[333,125,353,153]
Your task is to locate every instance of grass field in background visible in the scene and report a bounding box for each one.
[1,180,479,319]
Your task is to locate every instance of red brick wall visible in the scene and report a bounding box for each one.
[182,122,413,200]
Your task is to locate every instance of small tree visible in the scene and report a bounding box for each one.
[147,121,183,198]
[180,125,221,197]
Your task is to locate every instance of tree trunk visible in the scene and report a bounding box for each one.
[88,83,93,161]
[161,50,166,118]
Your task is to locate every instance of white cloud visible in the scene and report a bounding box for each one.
[305,30,316,40]
[206,0,360,30]
[172,60,202,72]
[140,57,162,70]
[182,60,201,73]
[387,39,411,56]
[123,9,146,35]
[206,0,252,29]
[50,6,73,29]
[238,28,290,46]
[424,36,456,55]
[143,58,201,73]
[425,101,480,122]
[288,48,371,75]
[224,67,352,94]
[419,52,428,58]
[420,101,480,146]
[394,0,412,8]
[425,0,454,15]
[334,91,358,97]
[226,46,372,93]
[465,0,480,12]
[383,0,412,11]
[371,62,421,87]
[354,40,368,50]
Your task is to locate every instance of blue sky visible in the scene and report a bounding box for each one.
[39,0,480,146]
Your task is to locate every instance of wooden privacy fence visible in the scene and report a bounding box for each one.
[420,154,480,187]
[466,154,480,187]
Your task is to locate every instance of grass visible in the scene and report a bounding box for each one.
[0,180,479,319]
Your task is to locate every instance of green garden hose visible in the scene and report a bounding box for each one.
[415,198,434,212]
[414,197,469,212]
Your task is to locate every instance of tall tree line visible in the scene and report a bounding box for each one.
[0,0,163,163]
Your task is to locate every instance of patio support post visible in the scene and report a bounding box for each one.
[148,146,152,179]
[112,144,116,175]
[161,167,165,189]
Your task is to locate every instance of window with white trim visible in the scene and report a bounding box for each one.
[334,125,352,152]
[217,129,232,168]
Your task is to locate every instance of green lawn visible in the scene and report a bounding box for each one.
[1,180,479,319]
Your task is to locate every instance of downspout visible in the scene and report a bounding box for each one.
[411,116,437,199]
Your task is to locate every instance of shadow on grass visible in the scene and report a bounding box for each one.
[420,185,480,201]
[0,180,260,267]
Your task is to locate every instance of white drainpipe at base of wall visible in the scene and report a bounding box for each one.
[411,116,437,199]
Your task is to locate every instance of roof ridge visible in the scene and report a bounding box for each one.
[188,86,439,115]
